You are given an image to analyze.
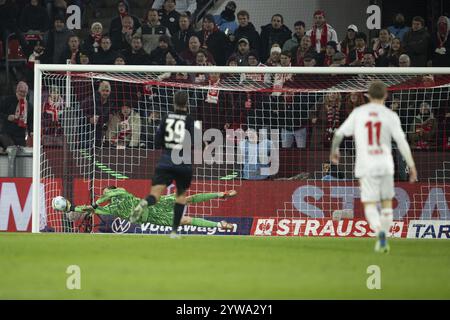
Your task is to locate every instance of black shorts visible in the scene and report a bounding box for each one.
[152,165,193,194]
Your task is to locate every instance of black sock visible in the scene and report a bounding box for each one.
[145,195,157,206]
[172,203,185,232]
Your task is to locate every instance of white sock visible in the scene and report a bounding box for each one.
[380,208,394,236]
[365,204,381,235]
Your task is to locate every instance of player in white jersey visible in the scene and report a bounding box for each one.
[330,81,417,253]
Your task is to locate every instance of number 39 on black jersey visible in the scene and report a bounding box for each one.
[155,113,198,152]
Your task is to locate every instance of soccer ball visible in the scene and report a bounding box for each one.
[52,196,68,211]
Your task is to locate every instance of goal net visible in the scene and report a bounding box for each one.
[32,65,450,237]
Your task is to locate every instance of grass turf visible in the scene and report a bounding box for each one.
[0,233,449,299]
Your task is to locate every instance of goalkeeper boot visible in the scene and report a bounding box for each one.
[130,199,147,223]
[219,220,234,231]
[375,231,390,254]
[222,190,237,199]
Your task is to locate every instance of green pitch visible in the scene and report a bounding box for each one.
[1,233,449,299]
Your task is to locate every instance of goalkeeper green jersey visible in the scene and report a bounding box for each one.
[76,188,175,226]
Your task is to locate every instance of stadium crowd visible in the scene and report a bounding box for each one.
[0,0,449,172]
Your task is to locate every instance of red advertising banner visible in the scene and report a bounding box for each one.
[250,218,405,237]
[1,179,449,234]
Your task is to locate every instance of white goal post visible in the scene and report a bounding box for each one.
[32,64,450,234]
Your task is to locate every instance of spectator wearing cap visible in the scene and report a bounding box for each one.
[362,49,376,67]
[172,13,196,53]
[230,38,251,66]
[340,24,358,57]
[403,16,432,67]
[372,28,392,60]
[306,10,338,54]
[109,1,141,50]
[266,44,282,66]
[82,22,103,57]
[214,1,238,35]
[135,8,171,54]
[180,35,215,65]
[0,81,33,151]
[123,35,152,65]
[158,0,181,36]
[260,14,292,62]
[152,0,196,16]
[149,35,182,65]
[348,32,367,66]
[92,35,118,65]
[233,10,261,55]
[291,35,316,66]
[387,13,410,42]
[318,41,337,66]
[196,14,230,65]
[431,16,450,67]
[330,52,347,67]
[283,21,306,52]
[19,0,50,33]
[107,101,141,148]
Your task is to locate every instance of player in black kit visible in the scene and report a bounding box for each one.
[130,91,199,238]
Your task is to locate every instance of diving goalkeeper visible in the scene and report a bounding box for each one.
[59,186,237,230]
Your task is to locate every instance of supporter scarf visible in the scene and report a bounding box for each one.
[70,50,78,64]
[205,79,220,104]
[118,114,131,140]
[296,48,307,66]
[437,22,449,48]
[15,98,28,129]
[323,55,332,66]
[310,23,329,52]
[356,46,365,61]
[325,105,341,142]
[44,97,63,123]
[92,32,102,44]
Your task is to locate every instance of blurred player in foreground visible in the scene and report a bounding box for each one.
[58,186,236,230]
[132,91,199,238]
[330,81,417,253]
